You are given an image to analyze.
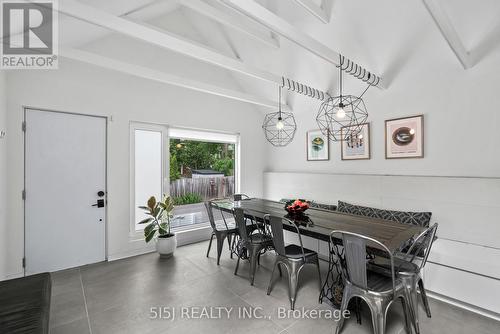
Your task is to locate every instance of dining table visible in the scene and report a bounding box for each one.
[216,198,425,307]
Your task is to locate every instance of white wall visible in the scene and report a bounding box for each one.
[3,58,267,279]
[0,71,7,279]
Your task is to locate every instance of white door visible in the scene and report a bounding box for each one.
[25,109,106,274]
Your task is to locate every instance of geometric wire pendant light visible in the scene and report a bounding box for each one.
[316,56,368,142]
[262,85,297,147]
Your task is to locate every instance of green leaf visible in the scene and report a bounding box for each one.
[138,217,153,225]
[147,196,156,210]
[138,206,150,211]
[144,222,156,237]
[145,228,156,243]
[153,206,162,218]
[158,226,167,236]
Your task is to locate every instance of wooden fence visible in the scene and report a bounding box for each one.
[170,176,235,200]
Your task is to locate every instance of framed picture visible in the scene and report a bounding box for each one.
[307,130,329,161]
[385,115,424,159]
[341,123,370,160]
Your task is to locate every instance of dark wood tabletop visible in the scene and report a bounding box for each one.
[216,198,424,253]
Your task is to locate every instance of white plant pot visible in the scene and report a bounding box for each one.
[156,234,177,258]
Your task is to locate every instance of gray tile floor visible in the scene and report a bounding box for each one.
[49,241,500,334]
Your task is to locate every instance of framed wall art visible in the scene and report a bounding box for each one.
[385,115,424,159]
[341,123,370,160]
[307,130,329,161]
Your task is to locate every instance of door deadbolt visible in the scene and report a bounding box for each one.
[92,199,105,208]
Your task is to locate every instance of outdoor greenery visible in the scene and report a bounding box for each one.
[138,196,175,242]
[169,139,235,181]
[172,193,203,205]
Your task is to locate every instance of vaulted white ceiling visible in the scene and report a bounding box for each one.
[54,0,500,114]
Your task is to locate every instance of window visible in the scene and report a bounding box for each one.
[169,128,239,230]
[130,123,168,233]
[130,124,239,234]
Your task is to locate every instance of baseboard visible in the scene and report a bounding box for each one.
[176,225,212,247]
[1,271,24,281]
[108,247,155,262]
[108,227,212,262]
[427,290,500,322]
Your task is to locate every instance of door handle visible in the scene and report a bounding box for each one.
[92,199,105,208]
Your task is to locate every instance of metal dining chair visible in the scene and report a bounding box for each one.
[330,230,415,334]
[267,216,322,310]
[233,194,250,201]
[233,208,274,285]
[369,223,438,334]
[205,201,238,265]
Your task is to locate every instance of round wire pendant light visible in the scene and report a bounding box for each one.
[316,94,368,141]
[262,86,297,147]
[316,55,369,142]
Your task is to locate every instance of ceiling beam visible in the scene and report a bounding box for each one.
[53,0,280,84]
[60,47,283,109]
[219,0,385,88]
[422,0,472,69]
[49,1,328,99]
[181,0,279,49]
[292,0,331,24]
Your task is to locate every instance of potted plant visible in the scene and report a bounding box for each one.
[138,195,177,258]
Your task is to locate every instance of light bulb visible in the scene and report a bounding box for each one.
[409,128,415,135]
[276,118,284,130]
[336,104,346,119]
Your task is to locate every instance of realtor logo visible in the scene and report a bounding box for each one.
[1,0,58,69]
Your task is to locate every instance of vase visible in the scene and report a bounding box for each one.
[156,234,177,258]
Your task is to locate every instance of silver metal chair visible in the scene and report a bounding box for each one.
[330,230,415,334]
[205,201,238,265]
[369,223,438,334]
[233,194,250,201]
[233,208,274,285]
[267,216,322,310]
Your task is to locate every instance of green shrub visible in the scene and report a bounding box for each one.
[173,193,203,205]
[213,157,234,176]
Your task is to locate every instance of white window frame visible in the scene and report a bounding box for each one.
[129,122,169,238]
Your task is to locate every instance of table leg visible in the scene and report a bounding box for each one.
[319,241,345,308]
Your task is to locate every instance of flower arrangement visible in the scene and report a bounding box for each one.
[284,199,310,214]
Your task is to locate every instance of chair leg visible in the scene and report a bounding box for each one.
[267,260,280,295]
[206,233,214,258]
[287,263,302,310]
[418,279,432,318]
[231,234,237,256]
[249,246,260,286]
[315,258,322,292]
[216,234,226,265]
[335,287,351,334]
[278,263,283,277]
[408,278,420,334]
[406,285,420,334]
[228,235,233,259]
[355,298,362,325]
[401,296,412,334]
[234,256,241,275]
[370,309,387,334]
